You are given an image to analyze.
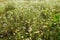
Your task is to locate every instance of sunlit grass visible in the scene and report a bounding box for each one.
[0,0,60,40]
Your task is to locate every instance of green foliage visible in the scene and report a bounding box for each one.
[0,0,60,40]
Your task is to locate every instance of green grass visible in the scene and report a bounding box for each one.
[0,0,60,40]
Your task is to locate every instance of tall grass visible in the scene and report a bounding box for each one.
[0,0,60,40]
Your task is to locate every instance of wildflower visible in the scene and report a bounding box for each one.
[43,25,47,28]
[26,33,28,34]
[45,22,48,25]
[15,29,19,33]
[30,34,32,36]
[3,23,7,27]
[34,31,39,34]
[25,20,28,23]
[28,27,32,32]
[25,38,30,40]
[0,35,3,38]
[41,33,43,35]
[21,36,24,38]
[38,38,42,40]
[13,33,15,35]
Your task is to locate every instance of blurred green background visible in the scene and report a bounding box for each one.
[0,0,60,40]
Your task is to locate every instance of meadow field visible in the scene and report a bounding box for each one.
[0,0,60,40]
